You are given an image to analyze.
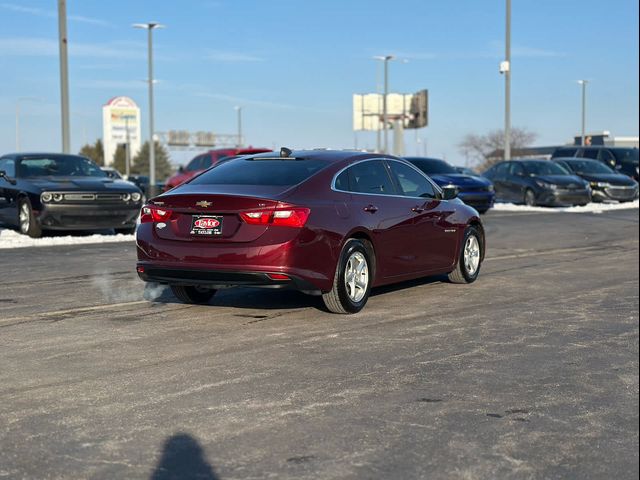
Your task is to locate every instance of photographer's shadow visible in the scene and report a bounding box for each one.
[150,433,219,480]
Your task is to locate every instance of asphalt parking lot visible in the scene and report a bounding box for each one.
[0,208,638,479]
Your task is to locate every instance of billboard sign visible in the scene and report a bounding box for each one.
[353,90,428,131]
[102,96,141,167]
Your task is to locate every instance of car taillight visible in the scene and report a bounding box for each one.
[140,205,174,223]
[240,208,310,228]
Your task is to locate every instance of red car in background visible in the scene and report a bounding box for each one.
[137,149,485,314]
[164,147,271,191]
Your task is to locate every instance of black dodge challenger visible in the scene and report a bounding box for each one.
[0,153,143,238]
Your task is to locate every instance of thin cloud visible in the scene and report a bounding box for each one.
[0,2,113,27]
[487,40,565,58]
[195,92,295,110]
[388,51,438,61]
[206,51,266,63]
[76,80,147,90]
[0,37,146,59]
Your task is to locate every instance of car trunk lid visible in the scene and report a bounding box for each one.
[150,185,294,243]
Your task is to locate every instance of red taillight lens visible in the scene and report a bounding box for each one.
[140,205,174,223]
[240,211,271,225]
[266,273,290,281]
[240,208,310,228]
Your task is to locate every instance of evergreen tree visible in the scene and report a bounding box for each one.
[131,141,173,180]
[112,144,128,175]
[78,139,105,166]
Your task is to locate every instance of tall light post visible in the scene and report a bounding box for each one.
[15,97,42,152]
[234,106,243,148]
[374,55,394,154]
[503,0,512,160]
[58,0,71,153]
[578,80,589,145]
[133,22,164,197]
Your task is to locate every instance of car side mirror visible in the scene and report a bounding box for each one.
[441,185,458,200]
[178,166,185,173]
[0,170,17,185]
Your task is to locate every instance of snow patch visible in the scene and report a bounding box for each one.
[0,228,135,250]
[493,200,639,214]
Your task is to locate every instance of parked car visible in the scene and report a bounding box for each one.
[552,158,639,203]
[164,147,272,190]
[483,159,591,207]
[551,146,639,181]
[0,153,143,237]
[128,175,165,197]
[404,157,495,213]
[136,149,485,314]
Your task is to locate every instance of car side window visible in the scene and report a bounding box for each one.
[334,170,350,191]
[494,163,509,178]
[0,158,16,177]
[581,149,599,160]
[508,163,524,177]
[598,149,617,168]
[347,160,396,196]
[387,161,437,198]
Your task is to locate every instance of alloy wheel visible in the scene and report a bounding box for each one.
[19,203,31,233]
[464,235,481,276]
[344,251,369,303]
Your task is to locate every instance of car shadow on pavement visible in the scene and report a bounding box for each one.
[150,275,447,313]
[150,433,219,480]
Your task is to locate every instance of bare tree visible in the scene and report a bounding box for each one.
[458,128,537,171]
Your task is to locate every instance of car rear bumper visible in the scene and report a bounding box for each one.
[37,204,140,230]
[135,223,336,292]
[136,264,322,294]
[537,189,591,207]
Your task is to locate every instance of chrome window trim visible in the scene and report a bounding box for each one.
[331,157,444,201]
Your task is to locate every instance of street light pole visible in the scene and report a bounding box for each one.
[235,106,243,148]
[374,55,395,154]
[383,56,391,154]
[58,0,71,153]
[133,22,164,197]
[504,0,511,161]
[578,80,588,145]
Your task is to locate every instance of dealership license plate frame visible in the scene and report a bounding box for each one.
[190,215,224,236]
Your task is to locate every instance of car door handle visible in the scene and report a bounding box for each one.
[411,206,425,213]
[363,204,378,213]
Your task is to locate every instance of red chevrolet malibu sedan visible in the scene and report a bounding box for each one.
[136,149,485,314]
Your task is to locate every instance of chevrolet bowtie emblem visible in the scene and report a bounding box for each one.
[195,200,212,208]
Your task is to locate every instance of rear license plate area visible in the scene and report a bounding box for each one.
[190,215,223,236]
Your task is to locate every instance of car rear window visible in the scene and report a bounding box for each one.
[189,158,329,187]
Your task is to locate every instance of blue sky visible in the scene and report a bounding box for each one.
[0,0,638,166]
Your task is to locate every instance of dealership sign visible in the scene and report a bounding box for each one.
[102,96,141,167]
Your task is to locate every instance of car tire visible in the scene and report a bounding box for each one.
[170,285,217,304]
[18,197,42,238]
[448,225,483,284]
[524,189,537,207]
[115,227,136,235]
[322,239,373,314]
